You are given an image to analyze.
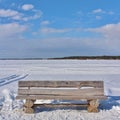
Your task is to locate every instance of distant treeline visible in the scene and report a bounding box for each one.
[50,56,120,60]
[0,56,120,60]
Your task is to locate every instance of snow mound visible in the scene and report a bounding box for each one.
[0,89,23,112]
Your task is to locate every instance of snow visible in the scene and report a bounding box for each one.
[0,60,120,120]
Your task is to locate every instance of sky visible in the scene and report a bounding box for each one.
[0,0,120,58]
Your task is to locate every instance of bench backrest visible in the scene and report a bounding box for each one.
[17,81,106,100]
[18,81,103,88]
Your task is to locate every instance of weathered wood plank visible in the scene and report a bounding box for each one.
[18,88,104,96]
[19,81,104,88]
[34,104,88,108]
[16,95,107,100]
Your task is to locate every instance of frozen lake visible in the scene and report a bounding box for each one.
[0,60,120,96]
[0,60,120,120]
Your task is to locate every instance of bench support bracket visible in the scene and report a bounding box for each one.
[87,99,99,112]
[24,99,35,113]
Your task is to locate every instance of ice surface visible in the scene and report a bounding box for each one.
[0,60,120,120]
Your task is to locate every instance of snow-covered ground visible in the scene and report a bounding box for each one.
[0,60,120,120]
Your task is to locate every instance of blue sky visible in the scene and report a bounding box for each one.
[0,0,120,58]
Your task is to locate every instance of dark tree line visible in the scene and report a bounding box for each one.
[1,56,120,60]
[50,56,120,60]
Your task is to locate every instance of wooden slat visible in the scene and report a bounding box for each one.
[34,104,88,108]
[18,81,103,88]
[16,81,107,102]
[18,88,104,96]
[16,95,107,100]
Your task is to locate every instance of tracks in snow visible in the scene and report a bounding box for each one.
[0,74,28,86]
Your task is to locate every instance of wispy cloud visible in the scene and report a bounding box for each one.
[33,26,82,36]
[0,8,42,21]
[39,27,72,34]
[95,16,101,20]
[92,8,114,15]
[22,10,42,21]
[0,9,21,18]
[92,9,105,14]
[90,8,115,20]
[22,4,34,11]
[41,20,50,26]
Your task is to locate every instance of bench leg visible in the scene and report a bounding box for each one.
[24,99,35,113]
[87,99,99,113]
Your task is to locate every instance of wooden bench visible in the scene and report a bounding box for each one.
[16,81,107,113]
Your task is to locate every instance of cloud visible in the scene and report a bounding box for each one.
[92,9,104,14]
[0,8,42,21]
[0,22,120,58]
[0,23,27,39]
[96,16,101,20]
[0,37,84,58]
[90,9,115,21]
[86,22,120,53]
[39,27,73,34]
[22,10,42,21]
[0,22,29,57]
[0,9,21,17]
[92,9,114,15]
[87,22,120,39]
[37,26,81,35]
[0,23,99,58]
[0,30,120,58]
[108,11,114,15]
[22,4,34,11]
[41,20,50,26]
[21,4,42,20]
[0,3,42,21]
